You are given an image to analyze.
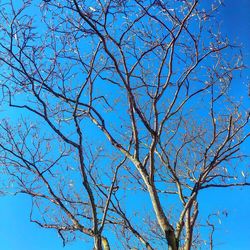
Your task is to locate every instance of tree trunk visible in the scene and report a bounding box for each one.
[93,236,103,250]
[146,182,179,250]
[167,230,179,250]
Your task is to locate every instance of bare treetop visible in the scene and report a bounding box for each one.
[0,0,249,249]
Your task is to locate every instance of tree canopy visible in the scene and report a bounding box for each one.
[0,0,249,249]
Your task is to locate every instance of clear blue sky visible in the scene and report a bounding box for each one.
[0,1,250,249]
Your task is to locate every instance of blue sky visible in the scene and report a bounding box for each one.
[0,1,250,249]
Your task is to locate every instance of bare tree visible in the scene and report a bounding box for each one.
[0,0,249,249]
